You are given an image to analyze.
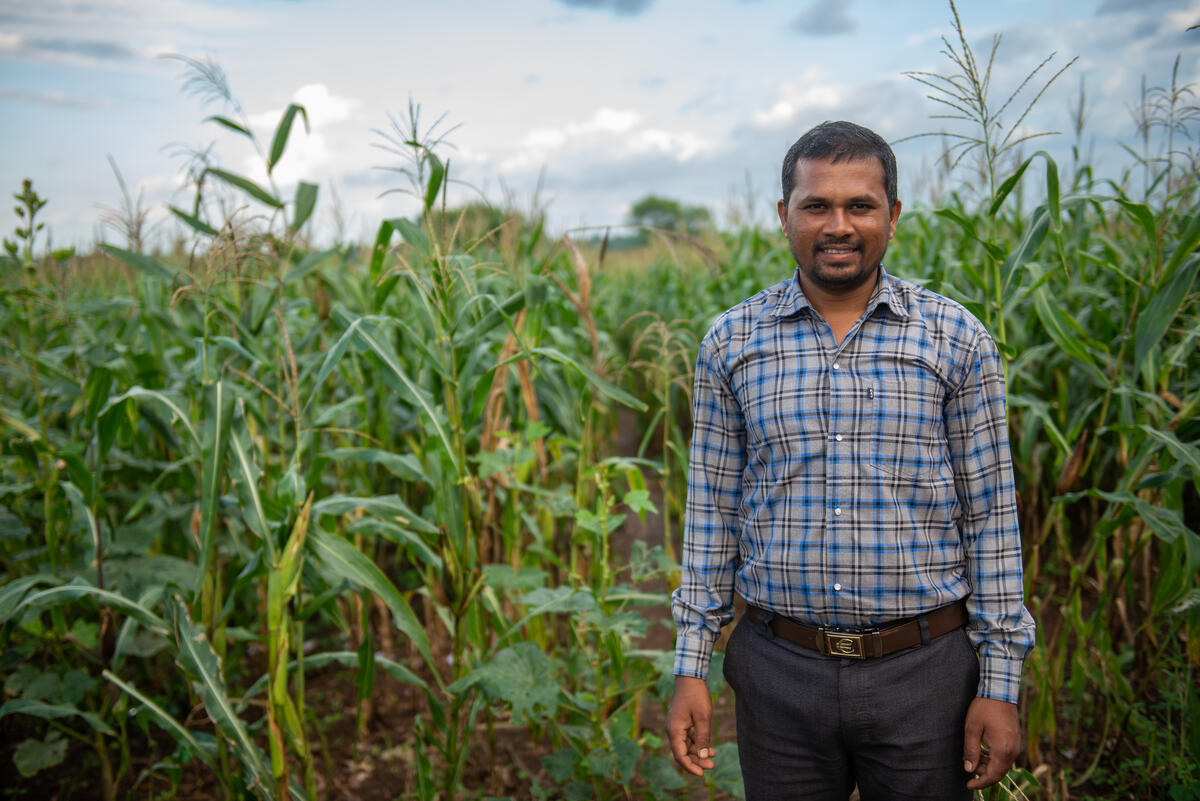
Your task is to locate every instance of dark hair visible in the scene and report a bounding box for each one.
[781,121,898,207]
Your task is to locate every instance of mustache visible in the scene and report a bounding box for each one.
[815,239,859,249]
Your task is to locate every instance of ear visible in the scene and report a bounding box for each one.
[887,199,901,239]
[777,198,788,232]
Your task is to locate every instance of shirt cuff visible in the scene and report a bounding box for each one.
[977,654,1025,704]
[673,631,716,680]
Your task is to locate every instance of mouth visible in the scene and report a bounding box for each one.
[816,243,859,258]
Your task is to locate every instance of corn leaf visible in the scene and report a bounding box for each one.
[268,103,309,174]
[99,244,177,282]
[307,528,434,673]
[167,596,272,793]
[102,670,213,764]
[204,168,283,209]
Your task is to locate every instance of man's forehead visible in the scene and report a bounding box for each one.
[792,156,888,189]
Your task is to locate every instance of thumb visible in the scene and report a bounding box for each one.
[692,711,712,758]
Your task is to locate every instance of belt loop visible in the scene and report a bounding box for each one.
[750,606,776,640]
[918,614,931,646]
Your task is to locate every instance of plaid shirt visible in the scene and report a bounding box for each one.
[672,268,1035,704]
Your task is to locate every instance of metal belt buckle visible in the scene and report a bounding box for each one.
[821,629,866,658]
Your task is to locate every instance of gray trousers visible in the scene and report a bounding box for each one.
[723,612,978,801]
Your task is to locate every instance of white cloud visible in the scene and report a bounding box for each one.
[751,72,846,128]
[498,107,711,174]
[248,83,361,130]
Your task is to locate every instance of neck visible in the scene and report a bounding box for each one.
[797,266,879,321]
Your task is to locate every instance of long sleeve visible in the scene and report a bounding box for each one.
[671,332,746,679]
[944,330,1036,703]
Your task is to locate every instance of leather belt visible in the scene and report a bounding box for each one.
[744,600,967,659]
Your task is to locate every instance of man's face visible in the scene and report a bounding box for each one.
[776,156,901,294]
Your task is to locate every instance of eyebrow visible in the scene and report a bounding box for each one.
[796,193,879,205]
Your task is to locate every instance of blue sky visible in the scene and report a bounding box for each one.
[0,0,1197,247]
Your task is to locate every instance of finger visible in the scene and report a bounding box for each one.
[669,724,705,776]
[966,749,1007,790]
[962,721,982,774]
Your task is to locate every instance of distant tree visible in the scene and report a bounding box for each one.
[625,195,712,238]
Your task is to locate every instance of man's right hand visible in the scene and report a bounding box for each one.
[667,675,716,776]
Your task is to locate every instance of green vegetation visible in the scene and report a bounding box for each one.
[1,8,1197,801]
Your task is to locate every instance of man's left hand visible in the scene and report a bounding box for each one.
[962,696,1020,790]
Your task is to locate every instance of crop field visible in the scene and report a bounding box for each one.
[1,15,1199,801]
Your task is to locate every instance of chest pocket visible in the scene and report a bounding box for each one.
[872,374,949,479]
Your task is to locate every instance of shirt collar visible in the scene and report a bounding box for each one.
[770,265,909,320]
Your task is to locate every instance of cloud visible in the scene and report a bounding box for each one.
[791,0,856,36]
[0,87,112,109]
[240,84,364,186]
[497,107,716,175]
[24,36,135,60]
[750,70,848,128]
[247,83,361,129]
[554,0,655,16]
[1097,0,1178,13]
[0,33,137,64]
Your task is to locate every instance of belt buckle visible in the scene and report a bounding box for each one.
[820,629,866,658]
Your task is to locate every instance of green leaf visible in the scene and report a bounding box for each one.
[1135,231,1200,369]
[102,387,198,446]
[706,742,746,799]
[197,380,235,587]
[308,529,435,673]
[311,493,437,533]
[291,181,318,231]
[345,517,442,570]
[988,157,1033,217]
[13,583,168,634]
[228,400,274,555]
[283,248,333,284]
[239,650,427,712]
[0,575,60,623]
[100,244,176,282]
[643,755,688,794]
[0,698,115,736]
[169,205,219,237]
[1115,199,1157,243]
[523,347,648,412]
[268,103,309,173]
[205,114,253,138]
[1139,426,1200,493]
[204,167,283,209]
[1031,286,1102,378]
[13,734,66,778]
[456,643,561,725]
[323,447,427,482]
[424,151,445,212]
[83,366,114,428]
[61,482,100,562]
[1000,206,1051,296]
[103,670,213,765]
[167,596,271,792]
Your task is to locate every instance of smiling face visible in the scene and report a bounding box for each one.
[777,156,901,296]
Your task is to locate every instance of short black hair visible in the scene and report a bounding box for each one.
[781,121,898,208]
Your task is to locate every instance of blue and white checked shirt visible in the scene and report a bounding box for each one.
[672,268,1035,704]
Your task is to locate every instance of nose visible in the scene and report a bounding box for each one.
[823,208,852,237]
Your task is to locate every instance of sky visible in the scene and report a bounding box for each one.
[0,0,1198,249]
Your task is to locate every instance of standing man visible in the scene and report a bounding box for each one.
[667,121,1035,800]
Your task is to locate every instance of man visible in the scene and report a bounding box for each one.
[666,120,1035,800]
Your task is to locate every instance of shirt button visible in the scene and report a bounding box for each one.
[834,507,842,516]
[835,434,843,442]
[834,583,842,591]
[833,362,840,370]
